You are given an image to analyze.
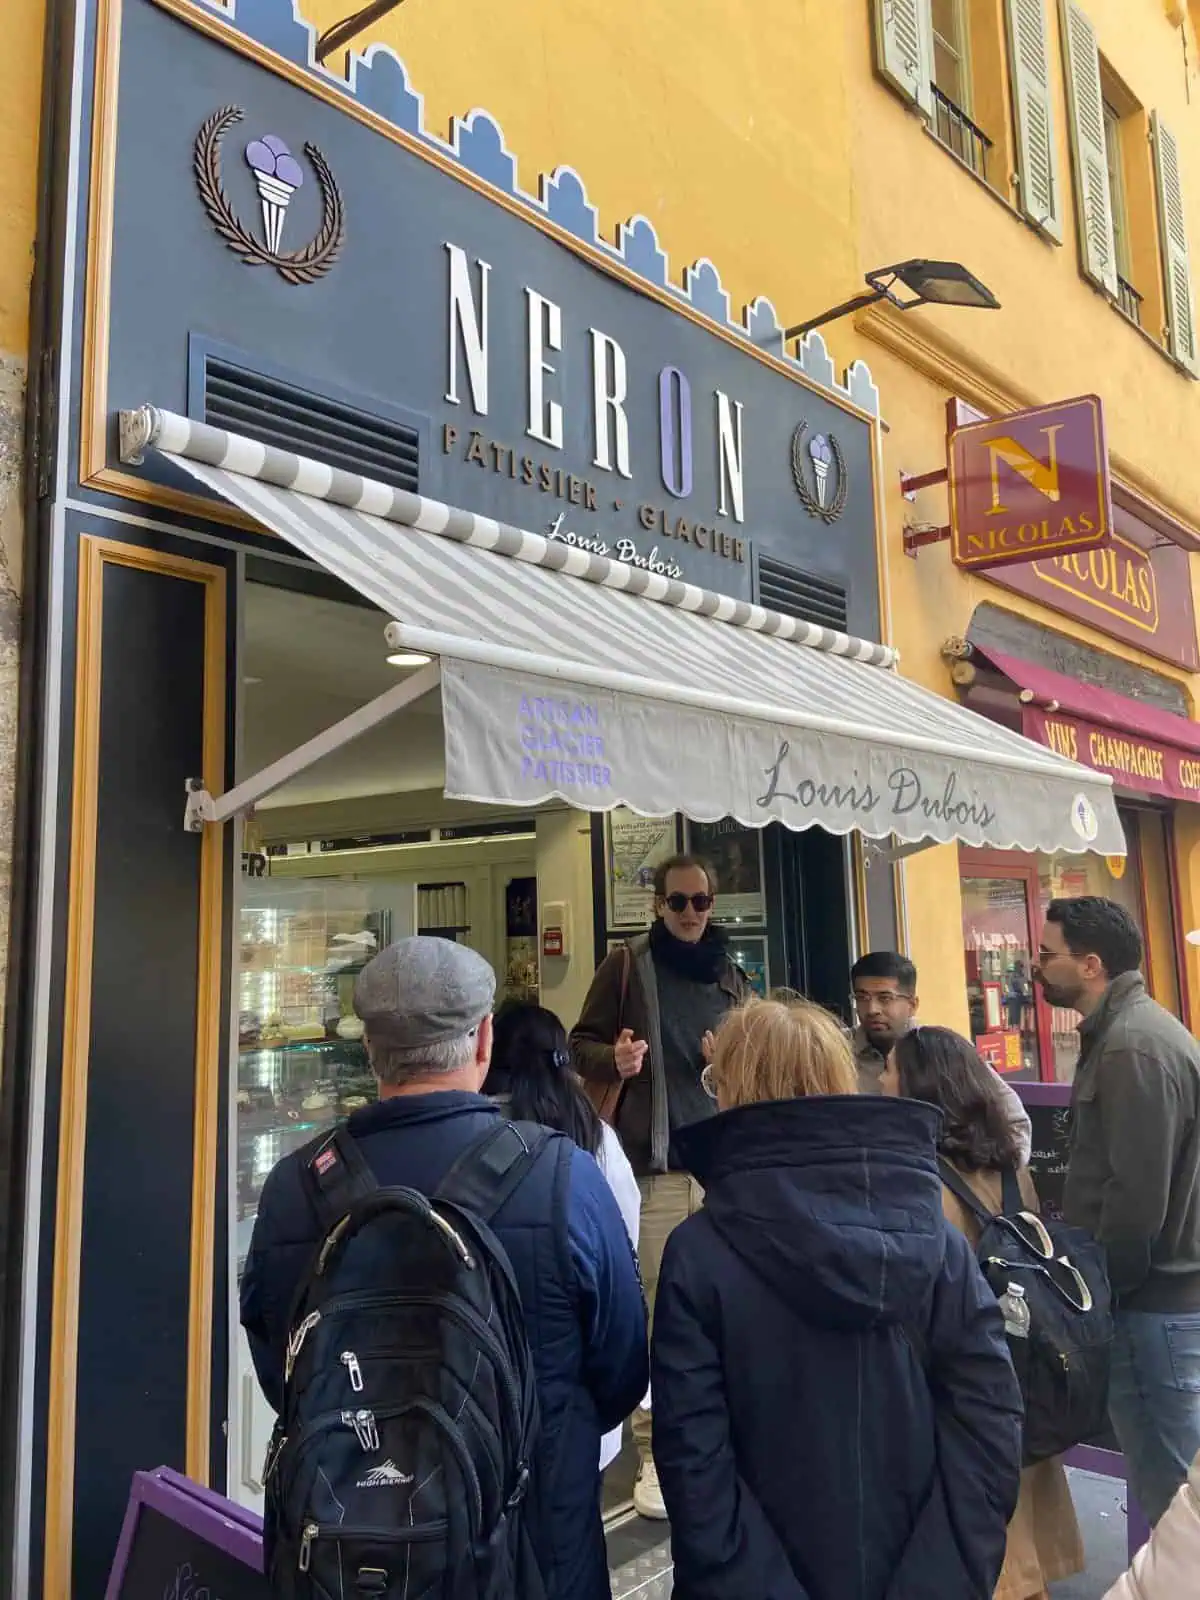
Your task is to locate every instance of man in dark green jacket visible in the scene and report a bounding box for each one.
[1037,895,1200,1525]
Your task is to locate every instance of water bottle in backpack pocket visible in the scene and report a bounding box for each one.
[264,1120,564,1599]
[939,1159,1113,1465]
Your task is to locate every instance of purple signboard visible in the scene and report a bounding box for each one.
[105,1468,266,1600]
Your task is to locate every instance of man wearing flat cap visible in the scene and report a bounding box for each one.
[241,937,648,1600]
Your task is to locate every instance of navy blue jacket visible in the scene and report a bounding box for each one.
[653,1096,1022,1600]
[241,1091,648,1600]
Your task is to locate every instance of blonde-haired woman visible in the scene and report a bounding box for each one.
[651,998,1023,1600]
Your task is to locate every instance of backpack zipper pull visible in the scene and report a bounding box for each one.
[358,1408,380,1451]
[341,1409,379,1451]
[284,1311,321,1380]
[340,1350,364,1393]
[299,1523,317,1572]
[341,1409,378,1451]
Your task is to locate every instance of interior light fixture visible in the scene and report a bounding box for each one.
[780,259,1000,342]
[387,651,434,668]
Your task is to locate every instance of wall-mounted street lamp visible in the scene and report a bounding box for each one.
[316,0,409,63]
[781,259,1000,341]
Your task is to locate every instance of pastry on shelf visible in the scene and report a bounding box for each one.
[282,1021,325,1042]
[336,1015,365,1041]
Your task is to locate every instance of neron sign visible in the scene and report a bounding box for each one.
[100,0,882,629]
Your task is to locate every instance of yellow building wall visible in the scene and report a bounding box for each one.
[294,0,1200,1033]
[0,0,43,1046]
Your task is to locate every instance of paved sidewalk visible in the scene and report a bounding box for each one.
[1052,1469,1130,1598]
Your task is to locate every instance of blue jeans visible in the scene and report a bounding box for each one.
[1108,1308,1200,1525]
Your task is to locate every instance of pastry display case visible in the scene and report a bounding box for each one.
[236,879,392,1269]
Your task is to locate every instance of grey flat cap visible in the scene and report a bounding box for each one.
[354,936,496,1049]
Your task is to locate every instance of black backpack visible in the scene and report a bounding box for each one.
[263,1118,565,1599]
[939,1159,1113,1465]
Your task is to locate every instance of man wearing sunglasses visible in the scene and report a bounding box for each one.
[571,853,750,1520]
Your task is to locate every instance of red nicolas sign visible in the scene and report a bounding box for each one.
[949,396,1112,572]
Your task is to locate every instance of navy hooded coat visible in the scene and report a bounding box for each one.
[652,1095,1023,1600]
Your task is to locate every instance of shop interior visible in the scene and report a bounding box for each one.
[959,804,1182,1082]
[229,562,858,1514]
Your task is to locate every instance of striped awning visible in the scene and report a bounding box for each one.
[120,406,1124,854]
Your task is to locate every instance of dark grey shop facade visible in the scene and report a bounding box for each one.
[0,0,909,1591]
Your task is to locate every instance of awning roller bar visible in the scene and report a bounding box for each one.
[185,660,442,830]
[119,404,899,669]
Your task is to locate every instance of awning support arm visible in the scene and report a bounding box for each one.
[184,660,442,831]
[864,838,939,867]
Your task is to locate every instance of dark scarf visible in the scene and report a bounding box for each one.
[649,917,729,985]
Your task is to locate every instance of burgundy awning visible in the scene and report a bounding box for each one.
[974,647,1200,804]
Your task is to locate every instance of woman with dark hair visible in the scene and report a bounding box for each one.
[883,1026,1084,1600]
[485,1000,642,1471]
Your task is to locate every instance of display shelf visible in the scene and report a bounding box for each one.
[236,883,388,1254]
[238,1037,366,1054]
[240,961,370,976]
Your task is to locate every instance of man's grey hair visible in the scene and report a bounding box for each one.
[367,1027,478,1087]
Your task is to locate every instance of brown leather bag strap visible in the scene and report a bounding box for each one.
[588,944,632,1127]
[617,942,632,1028]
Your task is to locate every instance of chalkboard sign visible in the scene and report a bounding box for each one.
[106,1469,267,1600]
[1025,1100,1072,1220]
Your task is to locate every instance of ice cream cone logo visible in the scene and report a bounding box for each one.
[790,422,848,524]
[809,434,833,509]
[194,107,345,286]
[245,135,305,254]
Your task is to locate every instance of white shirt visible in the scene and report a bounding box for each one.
[596,1122,642,1471]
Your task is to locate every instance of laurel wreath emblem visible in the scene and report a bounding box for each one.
[194,106,345,285]
[791,422,848,524]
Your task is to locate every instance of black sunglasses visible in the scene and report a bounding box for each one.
[663,892,714,913]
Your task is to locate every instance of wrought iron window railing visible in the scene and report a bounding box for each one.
[1116,275,1144,328]
[930,84,992,182]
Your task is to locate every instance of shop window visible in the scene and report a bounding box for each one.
[871,1,1063,232]
[961,869,1043,1080]
[961,805,1183,1085]
[1060,6,1198,371]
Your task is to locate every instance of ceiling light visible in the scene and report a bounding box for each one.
[387,651,433,668]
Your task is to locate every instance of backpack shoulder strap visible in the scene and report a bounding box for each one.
[999,1162,1024,1217]
[936,1156,997,1227]
[303,1124,379,1231]
[435,1118,555,1223]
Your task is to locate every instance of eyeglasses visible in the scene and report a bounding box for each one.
[701,1063,718,1099]
[663,892,715,913]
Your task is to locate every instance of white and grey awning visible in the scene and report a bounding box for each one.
[120,406,1125,855]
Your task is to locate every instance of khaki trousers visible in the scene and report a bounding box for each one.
[631,1171,705,1461]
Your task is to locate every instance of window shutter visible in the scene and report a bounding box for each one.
[873,0,934,118]
[1151,111,1199,375]
[1059,1,1118,295]
[1006,0,1062,240]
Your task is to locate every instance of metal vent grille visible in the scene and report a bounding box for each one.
[757,556,848,632]
[204,358,419,492]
